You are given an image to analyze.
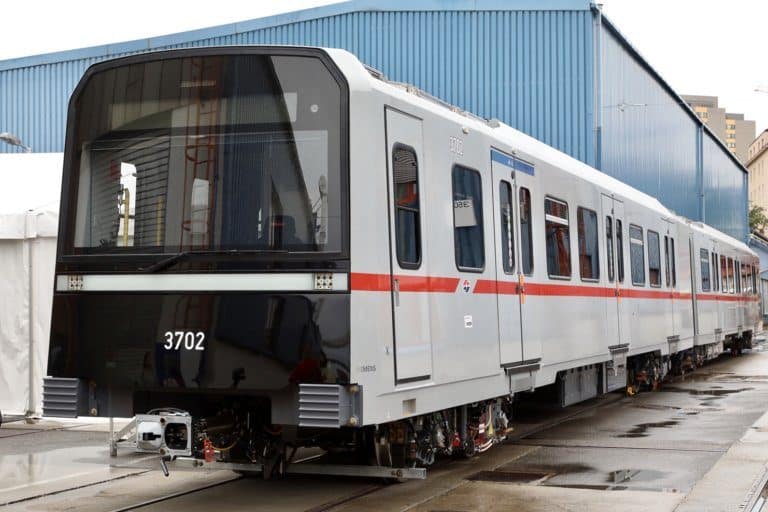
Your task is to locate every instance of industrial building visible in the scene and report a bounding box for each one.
[0,0,749,240]
[683,94,756,164]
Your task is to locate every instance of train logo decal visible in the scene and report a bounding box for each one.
[462,279,472,293]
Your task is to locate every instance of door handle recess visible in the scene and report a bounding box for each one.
[393,278,400,307]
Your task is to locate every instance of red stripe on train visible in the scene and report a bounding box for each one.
[349,273,759,302]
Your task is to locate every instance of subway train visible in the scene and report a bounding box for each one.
[47,46,761,477]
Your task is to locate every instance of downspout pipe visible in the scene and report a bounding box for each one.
[591,3,604,170]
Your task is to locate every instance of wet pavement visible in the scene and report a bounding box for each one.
[2,347,768,511]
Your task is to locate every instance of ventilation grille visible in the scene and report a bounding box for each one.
[298,384,344,428]
[43,377,83,418]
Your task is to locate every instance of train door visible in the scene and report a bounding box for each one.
[664,220,677,339]
[385,107,432,384]
[511,155,541,362]
[601,195,620,346]
[490,149,523,366]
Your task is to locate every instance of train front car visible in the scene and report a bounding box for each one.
[48,47,355,472]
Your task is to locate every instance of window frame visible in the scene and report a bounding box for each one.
[647,230,662,288]
[392,143,423,270]
[577,206,600,282]
[629,224,646,287]
[519,187,534,276]
[544,196,572,280]
[498,180,515,275]
[451,164,485,273]
[700,248,711,292]
[616,219,625,283]
[606,215,615,283]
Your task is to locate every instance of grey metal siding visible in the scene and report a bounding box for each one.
[703,133,748,241]
[0,8,595,165]
[600,24,747,241]
[600,27,700,222]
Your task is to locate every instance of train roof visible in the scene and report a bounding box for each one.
[326,47,756,259]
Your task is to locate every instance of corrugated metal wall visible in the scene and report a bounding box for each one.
[599,23,747,241]
[0,8,595,162]
[0,1,749,240]
[703,133,748,241]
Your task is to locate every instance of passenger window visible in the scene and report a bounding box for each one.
[720,255,727,292]
[736,261,741,293]
[727,258,734,293]
[629,225,645,286]
[452,165,484,271]
[577,207,599,281]
[606,216,615,282]
[670,238,677,287]
[392,145,421,268]
[700,249,711,292]
[711,252,718,292]
[499,182,515,274]
[664,236,671,287]
[755,265,760,295]
[519,187,533,275]
[616,219,625,282]
[545,197,571,279]
[647,230,661,287]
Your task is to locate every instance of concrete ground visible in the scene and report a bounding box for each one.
[3,347,768,511]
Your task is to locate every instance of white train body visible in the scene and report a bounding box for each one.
[326,48,760,425]
[49,47,760,469]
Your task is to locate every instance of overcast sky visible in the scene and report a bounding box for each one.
[1,0,767,134]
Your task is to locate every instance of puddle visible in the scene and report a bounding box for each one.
[0,445,108,492]
[661,387,753,396]
[632,404,681,411]
[468,470,551,483]
[616,420,679,438]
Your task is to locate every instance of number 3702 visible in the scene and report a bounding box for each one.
[163,331,205,351]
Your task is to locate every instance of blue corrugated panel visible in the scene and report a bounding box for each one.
[703,133,748,241]
[0,3,595,166]
[599,22,747,241]
[600,26,700,220]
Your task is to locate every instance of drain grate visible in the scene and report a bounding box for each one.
[468,470,551,483]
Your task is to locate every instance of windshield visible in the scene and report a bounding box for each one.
[65,53,344,255]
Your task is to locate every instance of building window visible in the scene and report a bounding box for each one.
[700,249,711,292]
[452,165,484,271]
[545,197,571,279]
[577,207,599,281]
[520,187,533,275]
[499,181,515,274]
[648,230,661,287]
[629,224,645,286]
[392,145,421,268]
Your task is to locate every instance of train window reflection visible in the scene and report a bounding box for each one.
[606,216,614,282]
[545,197,571,279]
[577,207,599,281]
[452,165,484,271]
[647,230,661,287]
[499,181,515,274]
[616,219,625,282]
[393,145,421,268]
[700,249,711,292]
[519,187,533,275]
[629,224,645,286]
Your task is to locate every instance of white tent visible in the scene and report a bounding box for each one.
[0,153,62,417]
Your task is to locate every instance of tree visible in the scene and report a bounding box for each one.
[750,204,768,233]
